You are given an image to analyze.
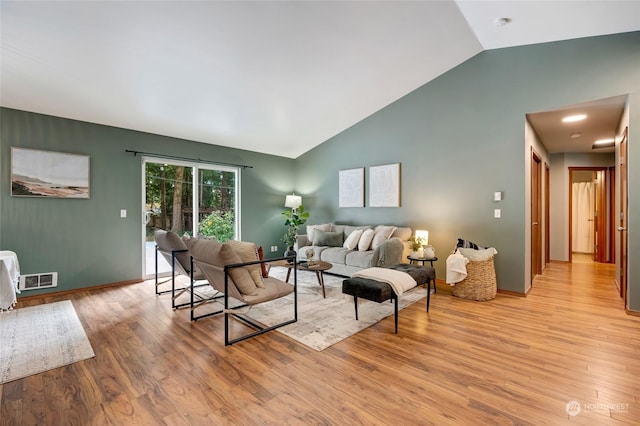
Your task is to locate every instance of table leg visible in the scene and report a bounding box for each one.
[315,271,326,298]
[426,279,431,312]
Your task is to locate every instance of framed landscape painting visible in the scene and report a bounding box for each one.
[11,148,90,198]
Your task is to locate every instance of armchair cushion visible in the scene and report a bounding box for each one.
[226,240,265,288]
[186,238,258,296]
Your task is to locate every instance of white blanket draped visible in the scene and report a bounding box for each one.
[1,251,21,311]
[446,252,469,285]
[352,267,416,296]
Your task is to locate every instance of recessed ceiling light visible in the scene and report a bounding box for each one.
[570,132,582,139]
[562,114,587,123]
[494,17,512,27]
[594,138,615,145]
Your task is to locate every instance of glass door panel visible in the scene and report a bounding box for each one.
[144,161,193,278]
[196,168,237,242]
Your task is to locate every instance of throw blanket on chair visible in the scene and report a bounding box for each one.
[352,267,416,296]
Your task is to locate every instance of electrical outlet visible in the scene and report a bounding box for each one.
[494,209,501,218]
[271,245,278,252]
[120,209,127,218]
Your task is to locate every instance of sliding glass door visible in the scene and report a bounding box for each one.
[143,158,239,278]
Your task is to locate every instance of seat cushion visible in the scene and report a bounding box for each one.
[345,250,373,269]
[243,277,294,305]
[320,247,349,264]
[342,277,394,303]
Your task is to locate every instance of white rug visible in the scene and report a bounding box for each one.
[247,267,427,351]
[0,300,95,384]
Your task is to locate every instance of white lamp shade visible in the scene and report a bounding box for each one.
[284,194,302,209]
[415,230,429,245]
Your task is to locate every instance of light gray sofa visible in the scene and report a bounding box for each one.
[294,224,413,277]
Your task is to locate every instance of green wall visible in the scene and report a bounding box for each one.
[296,32,640,306]
[0,108,294,295]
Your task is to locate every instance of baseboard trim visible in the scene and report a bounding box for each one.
[497,288,527,297]
[625,307,640,317]
[16,278,143,302]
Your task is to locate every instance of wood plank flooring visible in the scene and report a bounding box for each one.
[2,261,639,425]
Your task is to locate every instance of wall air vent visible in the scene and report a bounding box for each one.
[18,272,58,291]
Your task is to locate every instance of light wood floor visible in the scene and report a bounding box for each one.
[2,261,639,425]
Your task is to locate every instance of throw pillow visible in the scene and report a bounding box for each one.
[185,238,258,296]
[226,240,265,288]
[313,229,344,247]
[257,246,269,278]
[456,238,486,250]
[371,225,397,250]
[343,229,364,250]
[458,247,497,261]
[307,223,332,243]
[358,228,375,251]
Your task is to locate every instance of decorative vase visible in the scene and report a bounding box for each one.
[285,246,296,264]
[423,245,435,259]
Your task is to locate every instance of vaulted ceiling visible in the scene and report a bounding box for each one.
[2,1,639,158]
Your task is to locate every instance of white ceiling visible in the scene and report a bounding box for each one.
[1,1,639,159]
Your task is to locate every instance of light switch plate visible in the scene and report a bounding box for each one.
[120,209,127,218]
[494,191,502,201]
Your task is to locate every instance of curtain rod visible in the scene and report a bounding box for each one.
[125,150,253,169]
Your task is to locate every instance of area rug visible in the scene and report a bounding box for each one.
[247,268,427,351]
[0,300,95,384]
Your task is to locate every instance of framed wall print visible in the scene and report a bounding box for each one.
[339,167,364,207]
[369,162,400,207]
[11,147,90,198]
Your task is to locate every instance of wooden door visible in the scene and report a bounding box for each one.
[531,150,542,281]
[593,170,607,263]
[619,128,628,302]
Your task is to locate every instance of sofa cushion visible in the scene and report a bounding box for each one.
[343,229,364,250]
[345,250,374,269]
[391,227,412,241]
[358,229,375,251]
[186,238,258,296]
[307,224,332,242]
[313,229,344,247]
[320,247,349,264]
[226,240,264,288]
[372,225,397,249]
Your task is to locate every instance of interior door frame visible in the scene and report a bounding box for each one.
[568,166,611,263]
[531,149,542,281]
[618,127,628,303]
[545,162,550,265]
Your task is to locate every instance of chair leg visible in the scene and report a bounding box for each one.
[353,295,359,320]
[394,295,398,334]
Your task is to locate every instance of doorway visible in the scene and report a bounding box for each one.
[618,127,628,303]
[531,149,542,281]
[142,158,240,279]
[568,167,612,264]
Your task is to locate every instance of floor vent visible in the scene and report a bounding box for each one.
[19,272,58,290]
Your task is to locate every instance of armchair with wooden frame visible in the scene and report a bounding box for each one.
[186,237,297,346]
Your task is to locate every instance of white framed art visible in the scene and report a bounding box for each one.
[339,167,364,207]
[369,163,400,207]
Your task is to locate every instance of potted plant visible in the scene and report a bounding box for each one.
[282,205,310,262]
[409,234,425,258]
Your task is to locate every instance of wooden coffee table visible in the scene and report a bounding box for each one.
[271,260,332,298]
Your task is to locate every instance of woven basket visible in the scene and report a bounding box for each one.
[451,257,497,301]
